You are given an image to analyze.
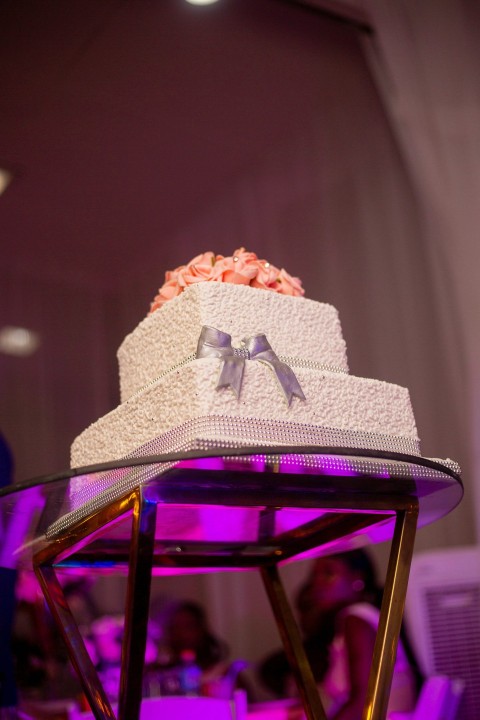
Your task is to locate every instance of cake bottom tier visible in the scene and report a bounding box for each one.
[71,359,419,468]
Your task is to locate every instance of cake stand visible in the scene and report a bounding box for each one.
[0,446,463,720]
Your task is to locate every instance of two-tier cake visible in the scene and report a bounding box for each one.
[71,250,420,469]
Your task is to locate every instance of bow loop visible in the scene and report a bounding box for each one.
[197,326,245,397]
[196,325,305,405]
[196,325,233,358]
[243,334,306,406]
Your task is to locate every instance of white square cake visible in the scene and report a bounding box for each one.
[71,281,419,468]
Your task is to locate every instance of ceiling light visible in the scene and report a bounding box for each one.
[0,169,13,197]
[0,326,41,357]
[185,0,220,5]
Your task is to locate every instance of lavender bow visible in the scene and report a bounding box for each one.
[196,325,306,406]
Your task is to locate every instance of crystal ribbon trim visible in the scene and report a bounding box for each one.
[196,325,306,405]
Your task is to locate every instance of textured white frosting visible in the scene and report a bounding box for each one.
[71,359,418,467]
[118,283,348,401]
[71,282,420,469]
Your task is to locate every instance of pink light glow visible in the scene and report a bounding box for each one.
[278,454,360,477]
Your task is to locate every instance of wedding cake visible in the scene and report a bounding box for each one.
[70,249,420,469]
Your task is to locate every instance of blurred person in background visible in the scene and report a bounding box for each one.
[146,600,250,700]
[0,432,18,717]
[259,549,421,719]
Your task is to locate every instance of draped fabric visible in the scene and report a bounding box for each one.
[358,0,480,543]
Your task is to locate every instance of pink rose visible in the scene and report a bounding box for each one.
[232,247,259,264]
[149,252,219,313]
[251,260,281,291]
[276,267,305,296]
[147,248,305,314]
[177,253,220,287]
[213,253,258,286]
[149,278,183,312]
[189,251,218,267]
[176,251,219,286]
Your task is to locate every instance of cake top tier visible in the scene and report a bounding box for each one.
[118,281,349,402]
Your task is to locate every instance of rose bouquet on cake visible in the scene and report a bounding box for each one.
[149,248,304,313]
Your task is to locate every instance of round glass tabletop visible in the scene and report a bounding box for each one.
[0,446,463,571]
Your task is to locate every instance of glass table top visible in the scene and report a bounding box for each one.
[0,446,463,571]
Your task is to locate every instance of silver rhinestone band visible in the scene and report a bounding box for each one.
[47,421,457,540]
[280,356,347,374]
[127,354,347,401]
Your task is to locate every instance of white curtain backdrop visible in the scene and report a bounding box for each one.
[357,0,480,542]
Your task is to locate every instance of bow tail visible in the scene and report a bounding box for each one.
[216,356,245,398]
[266,360,306,406]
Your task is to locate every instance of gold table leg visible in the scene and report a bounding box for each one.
[34,564,116,720]
[261,564,328,720]
[118,494,157,720]
[261,502,418,720]
[363,503,419,720]
[34,489,158,720]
